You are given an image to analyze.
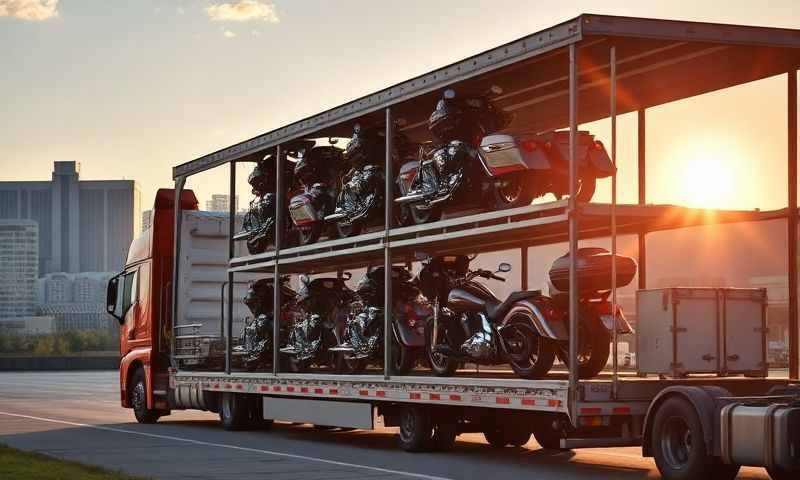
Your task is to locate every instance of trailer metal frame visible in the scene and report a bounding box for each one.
[169,14,800,428]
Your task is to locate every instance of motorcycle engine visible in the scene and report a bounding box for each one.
[459,312,494,361]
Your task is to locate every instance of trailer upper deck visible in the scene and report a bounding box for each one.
[173,13,800,179]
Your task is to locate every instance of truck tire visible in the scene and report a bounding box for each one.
[397,406,432,452]
[130,369,160,424]
[651,397,740,480]
[532,414,568,450]
[483,428,531,448]
[428,419,457,452]
[219,392,249,431]
[248,395,273,430]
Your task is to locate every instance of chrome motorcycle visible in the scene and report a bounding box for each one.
[419,255,556,379]
[240,153,295,254]
[332,266,430,374]
[287,143,345,245]
[233,277,298,371]
[280,273,355,372]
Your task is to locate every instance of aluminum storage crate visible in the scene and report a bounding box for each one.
[636,287,767,377]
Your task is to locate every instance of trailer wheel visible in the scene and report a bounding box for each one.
[248,395,273,430]
[428,419,457,451]
[397,406,432,452]
[130,369,161,424]
[651,397,740,480]
[483,428,530,448]
[532,414,567,450]
[219,393,249,431]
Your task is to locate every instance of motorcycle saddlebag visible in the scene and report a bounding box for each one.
[549,247,636,293]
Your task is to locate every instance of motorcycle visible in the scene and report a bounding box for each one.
[546,247,637,378]
[287,142,345,245]
[233,277,298,371]
[418,255,557,379]
[395,88,615,225]
[331,266,430,375]
[326,124,418,236]
[280,273,355,372]
[240,153,295,254]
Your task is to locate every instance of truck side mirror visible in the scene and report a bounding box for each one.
[107,274,122,322]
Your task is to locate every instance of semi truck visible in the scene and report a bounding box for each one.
[107,14,800,480]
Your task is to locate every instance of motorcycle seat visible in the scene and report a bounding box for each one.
[487,290,542,323]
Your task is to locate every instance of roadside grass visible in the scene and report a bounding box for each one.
[0,444,148,480]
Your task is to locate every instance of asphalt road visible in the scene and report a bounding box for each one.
[0,371,773,480]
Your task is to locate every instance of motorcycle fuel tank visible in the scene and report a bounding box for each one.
[447,282,500,313]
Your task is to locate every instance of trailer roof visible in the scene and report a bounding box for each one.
[173,14,800,179]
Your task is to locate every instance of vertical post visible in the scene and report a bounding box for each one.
[610,46,619,399]
[226,162,236,374]
[384,109,394,380]
[171,177,186,369]
[568,43,580,424]
[637,109,647,291]
[789,70,798,380]
[521,245,528,290]
[273,146,283,375]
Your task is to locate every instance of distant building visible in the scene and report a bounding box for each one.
[0,316,55,336]
[205,194,238,213]
[141,209,153,234]
[0,220,38,318]
[0,161,140,274]
[37,272,115,330]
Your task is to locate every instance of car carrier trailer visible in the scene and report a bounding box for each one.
[108,14,800,479]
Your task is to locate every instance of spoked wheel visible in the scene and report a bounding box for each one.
[425,317,459,376]
[501,314,555,379]
[493,174,533,210]
[652,397,740,480]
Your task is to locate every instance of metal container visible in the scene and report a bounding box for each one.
[636,287,767,377]
[720,402,800,469]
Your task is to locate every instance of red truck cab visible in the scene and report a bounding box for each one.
[107,188,198,422]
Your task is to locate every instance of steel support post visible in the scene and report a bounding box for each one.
[610,46,619,399]
[789,70,798,380]
[567,43,580,423]
[273,145,283,375]
[521,245,528,290]
[384,108,394,380]
[637,109,647,291]
[226,162,236,374]
[171,177,186,369]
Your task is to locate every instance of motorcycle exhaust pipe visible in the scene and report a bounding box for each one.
[394,193,425,204]
[324,212,347,222]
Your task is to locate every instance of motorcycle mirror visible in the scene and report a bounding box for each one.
[497,262,512,273]
[443,89,456,99]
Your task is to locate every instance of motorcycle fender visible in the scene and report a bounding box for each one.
[480,134,551,176]
[503,300,568,341]
[393,321,425,348]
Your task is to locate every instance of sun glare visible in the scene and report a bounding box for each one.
[678,148,737,209]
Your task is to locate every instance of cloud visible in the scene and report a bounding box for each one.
[0,0,59,21]
[206,1,278,23]
[223,29,236,38]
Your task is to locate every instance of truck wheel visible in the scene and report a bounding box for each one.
[483,427,530,448]
[428,419,457,452]
[248,395,273,430]
[651,397,740,480]
[397,406,432,452]
[219,392,249,431]
[483,429,511,448]
[130,369,160,424]
[532,414,568,450]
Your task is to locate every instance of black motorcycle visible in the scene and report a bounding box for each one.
[331,266,430,374]
[395,88,614,225]
[545,247,637,378]
[280,273,355,372]
[240,153,295,254]
[233,277,298,371]
[326,124,418,236]
[287,143,345,245]
[418,255,556,379]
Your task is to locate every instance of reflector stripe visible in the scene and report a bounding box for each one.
[430,393,441,400]
[522,398,536,406]
[301,387,308,393]
[272,386,281,392]
[580,407,603,415]
[286,386,295,392]
[224,384,232,389]
[314,388,323,394]
[329,389,338,395]
[409,393,421,400]
[612,406,631,415]
[260,386,269,392]
[359,390,369,396]
[376,391,386,398]
[548,399,561,407]
[235,384,243,390]
[496,397,510,405]
[449,394,461,401]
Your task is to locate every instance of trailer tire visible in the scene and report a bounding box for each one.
[248,395,273,430]
[397,406,432,452]
[483,428,531,448]
[428,420,457,452]
[651,397,740,480]
[130,369,161,424]
[532,414,568,450]
[219,392,249,431]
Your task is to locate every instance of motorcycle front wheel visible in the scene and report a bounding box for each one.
[501,314,555,379]
[424,317,459,376]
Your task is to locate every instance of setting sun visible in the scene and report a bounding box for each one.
[681,153,734,208]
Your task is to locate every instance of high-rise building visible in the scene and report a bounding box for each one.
[205,194,238,213]
[0,161,140,274]
[141,209,153,233]
[37,272,114,330]
[0,220,38,318]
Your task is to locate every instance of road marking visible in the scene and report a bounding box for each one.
[0,411,452,480]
